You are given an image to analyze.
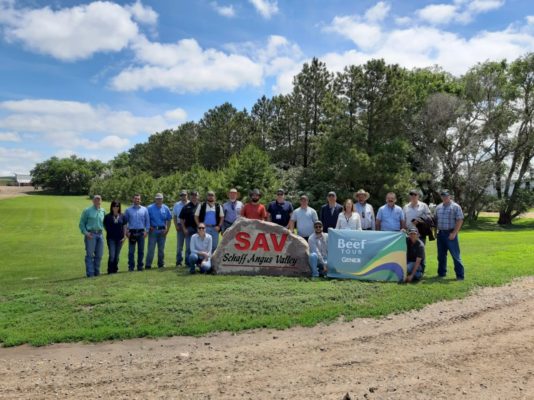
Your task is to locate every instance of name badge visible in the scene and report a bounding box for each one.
[275,214,282,220]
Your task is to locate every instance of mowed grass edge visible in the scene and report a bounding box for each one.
[0,195,533,346]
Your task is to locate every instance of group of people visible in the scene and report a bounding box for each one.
[79,187,465,282]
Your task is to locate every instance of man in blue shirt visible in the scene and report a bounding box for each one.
[172,190,188,267]
[376,192,406,231]
[267,189,293,228]
[146,193,172,269]
[435,190,465,280]
[124,194,150,271]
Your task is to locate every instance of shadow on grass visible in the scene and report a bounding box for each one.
[463,216,534,232]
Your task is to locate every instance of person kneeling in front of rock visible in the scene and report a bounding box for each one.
[406,227,425,283]
[187,223,212,274]
[308,220,328,277]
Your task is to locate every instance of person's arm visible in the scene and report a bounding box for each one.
[450,219,463,240]
[164,208,172,236]
[240,205,246,217]
[217,206,224,232]
[400,212,406,231]
[406,256,423,283]
[355,213,362,231]
[261,205,267,221]
[79,209,91,238]
[194,204,201,227]
[289,212,296,232]
[335,214,341,229]
[173,206,181,231]
[370,206,376,230]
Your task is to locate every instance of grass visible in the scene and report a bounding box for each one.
[1,195,533,346]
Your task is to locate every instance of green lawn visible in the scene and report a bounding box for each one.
[1,194,533,346]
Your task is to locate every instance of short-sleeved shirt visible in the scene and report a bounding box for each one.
[377,204,405,231]
[103,213,126,240]
[267,200,293,227]
[241,203,267,220]
[195,202,225,226]
[354,202,375,230]
[335,212,362,230]
[290,207,319,238]
[403,201,431,230]
[223,200,243,223]
[79,205,105,235]
[435,201,464,231]
[406,238,425,263]
[124,205,150,231]
[147,203,172,228]
[179,201,199,229]
[172,201,188,225]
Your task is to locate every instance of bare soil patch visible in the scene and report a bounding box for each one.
[1,277,533,400]
[0,186,39,200]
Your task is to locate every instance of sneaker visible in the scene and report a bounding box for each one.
[145,266,152,270]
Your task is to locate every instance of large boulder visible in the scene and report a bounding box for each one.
[212,219,311,277]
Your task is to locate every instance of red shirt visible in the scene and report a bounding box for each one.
[241,203,267,220]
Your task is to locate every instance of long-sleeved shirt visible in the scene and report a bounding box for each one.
[308,232,328,264]
[79,205,105,235]
[335,212,362,230]
[354,202,375,230]
[124,205,150,231]
[190,233,213,257]
[147,203,172,228]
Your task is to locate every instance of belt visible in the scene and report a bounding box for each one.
[129,228,144,233]
[224,220,234,224]
[205,224,217,227]
[89,230,102,234]
[363,228,372,231]
[152,226,166,230]
[438,229,453,233]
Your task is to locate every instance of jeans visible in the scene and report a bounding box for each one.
[84,233,104,277]
[437,230,465,279]
[176,227,185,265]
[407,261,423,281]
[309,253,327,277]
[146,229,166,268]
[128,232,145,271]
[184,226,198,260]
[187,253,212,273]
[206,226,219,252]
[106,238,123,274]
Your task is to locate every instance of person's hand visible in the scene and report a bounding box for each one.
[163,230,169,237]
[413,219,419,225]
[405,275,413,283]
[125,231,130,238]
[85,232,93,239]
[120,238,126,243]
[215,226,221,232]
[448,232,457,240]
[143,232,148,238]
[183,229,189,236]
[149,227,154,233]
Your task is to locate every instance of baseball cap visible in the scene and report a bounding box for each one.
[276,188,285,195]
[189,190,199,196]
[155,193,164,199]
[408,227,419,234]
[440,190,450,197]
[327,191,336,197]
[179,190,187,196]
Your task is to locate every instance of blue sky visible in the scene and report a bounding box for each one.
[0,0,533,175]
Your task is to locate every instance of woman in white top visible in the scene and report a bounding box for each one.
[335,199,362,230]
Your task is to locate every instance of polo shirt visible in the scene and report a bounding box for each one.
[376,204,405,231]
[172,201,188,225]
[241,203,267,220]
[406,238,425,262]
[147,203,172,228]
[179,201,199,229]
[267,200,293,226]
[291,207,318,238]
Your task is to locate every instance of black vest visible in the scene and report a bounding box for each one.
[198,202,222,223]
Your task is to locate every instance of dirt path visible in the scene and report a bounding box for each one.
[1,278,533,400]
[0,186,38,200]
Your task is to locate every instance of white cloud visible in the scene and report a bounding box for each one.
[248,0,278,19]
[395,16,412,26]
[364,1,391,22]
[417,4,458,25]
[466,0,505,13]
[111,36,264,92]
[527,15,534,25]
[324,16,382,49]
[0,1,155,61]
[164,108,188,121]
[125,0,158,25]
[211,2,236,17]
[0,131,21,142]
[0,146,42,175]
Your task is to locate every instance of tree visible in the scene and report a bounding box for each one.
[31,156,105,194]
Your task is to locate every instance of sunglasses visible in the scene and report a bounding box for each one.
[198,227,205,230]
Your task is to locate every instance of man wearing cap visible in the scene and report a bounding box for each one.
[308,221,328,277]
[376,192,406,232]
[319,192,342,233]
[172,190,188,267]
[267,189,293,228]
[146,193,172,269]
[79,194,106,277]
[124,194,150,271]
[222,188,243,231]
[179,191,200,261]
[406,227,425,283]
[289,195,319,241]
[354,189,375,230]
[403,189,432,243]
[195,191,224,251]
[241,189,267,220]
[435,190,465,280]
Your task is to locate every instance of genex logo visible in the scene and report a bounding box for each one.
[234,232,288,252]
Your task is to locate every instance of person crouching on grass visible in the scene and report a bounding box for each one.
[405,227,425,283]
[187,223,213,274]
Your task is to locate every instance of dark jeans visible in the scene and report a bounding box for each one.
[107,238,123,274]
[84,233,103,277]
[146,229,166,268]
[437,230,465,279]
[184,226,198,260]
[128,232,145,271]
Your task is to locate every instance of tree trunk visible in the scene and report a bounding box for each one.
[497,210,513,225]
